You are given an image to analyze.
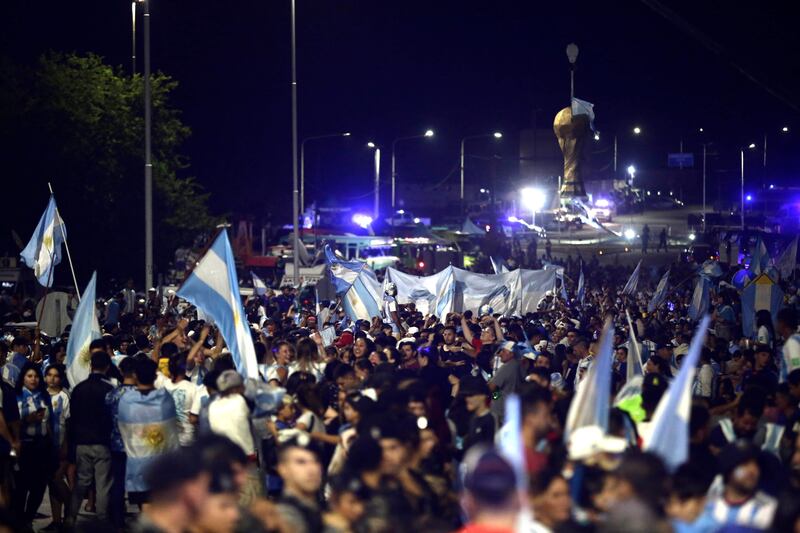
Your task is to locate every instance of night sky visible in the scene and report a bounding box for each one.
[3,1,800,220]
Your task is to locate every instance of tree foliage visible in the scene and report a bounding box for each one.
[0,52,218,286]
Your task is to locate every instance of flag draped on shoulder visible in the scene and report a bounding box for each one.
[645,315,711,470]
[251,271,268,296]
[324,245,381,321]
[648,269,670,313]
[564,319,615,442]
[621,260,641,296]
[66,272,101,387]
[118,389,179,492]
[177,231,258,379]
[20,195,66,287]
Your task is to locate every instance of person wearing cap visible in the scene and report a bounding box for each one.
[457,449,519,533]
[697,440,777,530]
[460,376,495,455]
[488,341,524,422]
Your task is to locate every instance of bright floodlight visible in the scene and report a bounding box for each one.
[699,127,704,133]
[782,126,789,133]
[343,132,352,137]
[507,215,518,223]
[627,165,636,177]
[748,143,756,149]
[366,141,376,148]
[424,129,434,137]
[595,198,610,208]
[493,132,503,139]
[351,214,373,228]
[745,194,753,202]
[594,132,600,141]
[689,233,696,241]
[520,187,546,212]
[413,217,420,224]
[624,228,636,240]
[633,126,641,135]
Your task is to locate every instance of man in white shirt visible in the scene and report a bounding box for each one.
[164,353,197,447]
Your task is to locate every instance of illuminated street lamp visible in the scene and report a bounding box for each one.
[633,126,642,135]
[782,126,789,133]
[627,165,636,186]
[366,142,381,219]
[460,132,502,211]
[520,187,546,226]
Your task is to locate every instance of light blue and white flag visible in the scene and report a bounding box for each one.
[645,315,711,471]
[490,256,509,275]
[324,245,382,321]
[741,273,784,338]
[177,231,259,379]
[576,267,585,305]
[66,272,101,387]
[688,276,710,321]
[624,310,644,382]
[251,271,268,296]
[621,260,641,296]
[498,394,527,490]
[20,195,66,287]
[648,269,670,313]
[571,97,596,130]
[118,388,179,492]
[751,237,769,275]
[564,318,615,443]
[775,236,798,280]
[700,260,723,278]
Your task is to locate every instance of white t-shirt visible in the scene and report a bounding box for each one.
[208,394,255,456]
[190,385,209,417]
[287,361,326,382]
[163,379,197,446]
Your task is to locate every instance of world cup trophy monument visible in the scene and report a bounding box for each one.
[554,43,590,200]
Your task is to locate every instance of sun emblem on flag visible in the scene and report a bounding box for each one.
[79,343,92,365]
[142,424,168,451]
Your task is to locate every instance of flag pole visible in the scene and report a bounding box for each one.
[48,183,81,302]
[33,249,57,363]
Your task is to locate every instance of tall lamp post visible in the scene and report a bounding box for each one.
[143,0,153,289]
[566,43,578,102]
[391,129,434,223]
[300,132,351,214]
[460,132,502,215]
[367,142,381,220]
[290,0,301,287]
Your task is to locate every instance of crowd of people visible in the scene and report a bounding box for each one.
[1,253,800,533]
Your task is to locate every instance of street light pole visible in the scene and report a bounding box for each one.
[702,143,707,232]
[391,130,434,225]
[460,132,502,216]
[613,135,618,174]
[566,43,578,103]
[143,0,153,290]
[373,147,380,220]
[290,0,300,287]
[131,2,137,75]
[300,132,350,214]
[740,148,745,230]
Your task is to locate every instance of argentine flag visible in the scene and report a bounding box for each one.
[647,269,670,313]
[178,231,258,379]
[66,272,101,387]
[324,245,381,321]
[564,319,615,443]
[621,260,641,296]
[688,276,710,321]
[576,267,585,305]
[645,315,711,470]
[20,195,66,287]
[571,97,596,130]
[490,256,509,275]
[251,271,268,296]
[118,388,179,492]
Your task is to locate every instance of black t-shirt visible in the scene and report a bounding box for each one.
[0,380,20,454]
[463,411,496,454]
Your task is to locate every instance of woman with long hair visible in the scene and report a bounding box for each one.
[14,362,55,529]
[43,364,71,531]
[289,337,326,382]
